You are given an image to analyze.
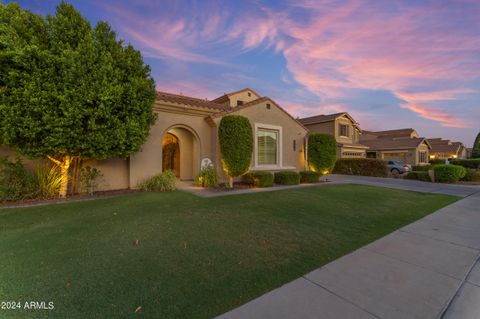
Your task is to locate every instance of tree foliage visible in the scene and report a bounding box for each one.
[0,2,156,196]
[472,132,480,159]
[218,115,253,187]
[307,133,337,173]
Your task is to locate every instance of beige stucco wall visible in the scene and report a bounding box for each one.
[212,100,308,182]
[335,117,360,145]
[82,157,129,190]
[415,143,430,165]
[228,90,260,107]
[129,107,215,187]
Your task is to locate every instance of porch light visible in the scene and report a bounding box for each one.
[429,155,435,159]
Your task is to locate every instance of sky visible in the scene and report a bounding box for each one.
[5,0,480,146]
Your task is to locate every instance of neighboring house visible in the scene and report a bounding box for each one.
[360,128,431,166]
[299,112,369,158]
[467,148,473,158]
[1,88,308,190]
[427,138,467,160]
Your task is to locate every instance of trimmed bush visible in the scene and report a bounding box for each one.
[242,171,274,187]
[434,164,466,183]
[308,133,337,173]
[195,165,218,188]
[218,115,253,187]
[0,157,36,202]
[138,170,176,192]
[333,158,388,177]
[411,165,432,172]
[274,171,301,185]
[405,171,432,182]
[300,171,321,183]
[460,169,480,182]
[450,159,480,169]
[429,159,445,165]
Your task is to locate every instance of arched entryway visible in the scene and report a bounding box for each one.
[162,133,180,177]
[161,126,200,180]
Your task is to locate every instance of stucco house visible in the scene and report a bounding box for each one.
[299,112,369,158]
[427,138,467,160]
[360,128,431,166]
[1,88,308,190]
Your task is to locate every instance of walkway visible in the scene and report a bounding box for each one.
[217,180,480,319]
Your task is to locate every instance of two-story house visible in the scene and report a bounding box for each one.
[299,112,369,158]
[360,128,431,166]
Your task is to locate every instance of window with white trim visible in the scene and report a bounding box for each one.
[257,128,278,165]
[419,151,427,163]
[339,124,349,137]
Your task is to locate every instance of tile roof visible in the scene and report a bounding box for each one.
[156,91,230,111]
[430,144,460,153]
[361,137,428,151]
[299,112,347,124]
[362,128,416,138]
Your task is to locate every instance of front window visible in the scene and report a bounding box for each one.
[419,151,427,163]
[257,128,278,165]
[339,124,350,137]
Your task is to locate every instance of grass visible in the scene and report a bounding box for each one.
[0,185,458,318]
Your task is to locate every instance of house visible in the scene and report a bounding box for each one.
[427,138,467,160]
[1,88,309,190]
[467,148,473,158]
[360,128,431,166]
[299,112,369,158]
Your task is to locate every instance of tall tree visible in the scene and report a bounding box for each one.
[472,132,480,158]
[0,2,156,197]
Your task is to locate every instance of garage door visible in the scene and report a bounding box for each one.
[383,152,407,163]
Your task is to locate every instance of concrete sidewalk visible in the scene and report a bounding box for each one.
[218,191,480,319]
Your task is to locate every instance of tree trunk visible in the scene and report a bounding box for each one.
[228,176,233,188]
[47,155,72,198]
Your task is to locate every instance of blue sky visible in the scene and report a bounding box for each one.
[5,0,480,146]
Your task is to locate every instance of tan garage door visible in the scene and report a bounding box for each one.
[383,152,407,163]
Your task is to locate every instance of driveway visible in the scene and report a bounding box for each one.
[218,179,480,319]
[327,174,480,197]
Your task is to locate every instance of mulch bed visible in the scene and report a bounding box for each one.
[0,189,139,208]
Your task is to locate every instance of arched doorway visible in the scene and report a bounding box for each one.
[161,126,200,180]
[162,133,180,177]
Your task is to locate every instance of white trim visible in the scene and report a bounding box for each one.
[254,123,283,169]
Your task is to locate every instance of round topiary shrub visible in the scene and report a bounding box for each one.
[308,133,337,174]
[433,164,466,183]
[219,115,253,188]
[300,171,321,183]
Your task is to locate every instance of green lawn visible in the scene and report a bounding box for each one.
[0,185,458,318]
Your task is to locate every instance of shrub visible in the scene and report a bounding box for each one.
[195,165,218,188]
[274,171,300,185]
[405,171,432,182]
[429,159,445,165]
[0,157,36,202]
[34,165,63,199]
[79,166,103,195]
[242,171,274,188]
[308,133,337,173]
[218,115,253,187]
[411,165,432,172]
[460,169,480,182]
[450,159,480,169]
[333,159,388,177]
[300,171,321,183]
[138,170,176,192]
[434,164,466,183]
[472,132,480,158]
